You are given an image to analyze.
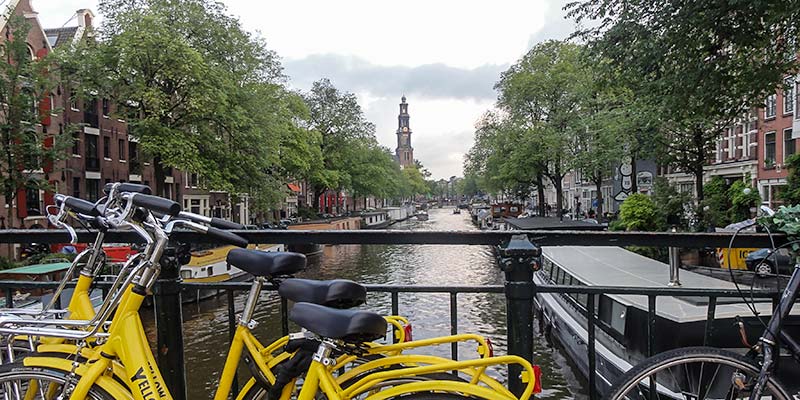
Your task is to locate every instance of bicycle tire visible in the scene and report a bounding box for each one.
[605,346,792,400]
[0,362,116,399]
[387,393,476,400]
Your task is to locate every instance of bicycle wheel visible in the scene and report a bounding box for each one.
[606,347,792,400]
[0,362,115,399]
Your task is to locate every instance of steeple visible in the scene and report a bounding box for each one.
[395,96,414,168]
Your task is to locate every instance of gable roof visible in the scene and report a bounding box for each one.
[44,26,78,48]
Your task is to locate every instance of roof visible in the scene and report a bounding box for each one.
[540,246,782,323]
[505,217,606,231]
[287,183,301,193]
[0,262,71,275]
[44,27,79,48]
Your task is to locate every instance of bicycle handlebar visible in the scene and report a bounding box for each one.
[128,193,181,216]
[103,182,152,195]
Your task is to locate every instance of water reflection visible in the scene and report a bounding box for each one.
[148,208,585,399]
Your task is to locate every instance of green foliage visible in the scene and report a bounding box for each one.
[699,177,760,228]
[0,14,71,221]
[24,252,75,266]
[0,257,20,271]
[569,0,800,202]
[782,154,800,206]
[759,205,800,261]
[651,177,689,229]
[618,193,658,231]
[73,0,298,211]
[727,180,761,223]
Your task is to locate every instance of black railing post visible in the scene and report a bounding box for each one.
[498,234,540,396]
[153,247,187,400]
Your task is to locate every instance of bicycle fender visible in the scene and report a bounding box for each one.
[23,356,134,399]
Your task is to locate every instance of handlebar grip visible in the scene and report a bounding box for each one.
[129,194,181,216]
[206,227,248,248]
[63,197,99,217]
[210,217,245,230]
[104,183,152,195]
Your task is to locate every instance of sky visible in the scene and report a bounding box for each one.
[34,0,578,179]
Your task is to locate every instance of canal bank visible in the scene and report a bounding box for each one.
[143,208,588,399]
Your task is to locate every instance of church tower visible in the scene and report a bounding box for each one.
[395,96,414,168]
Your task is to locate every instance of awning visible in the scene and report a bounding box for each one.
[287,183,302,193]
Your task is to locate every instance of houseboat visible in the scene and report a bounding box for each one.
[384,205,414,224]
[286,217,362,256]
[491,202,524,219]
[416,211,429,221]
[181,244,284,303]
[535,246,800,396]
[361,211,391,229]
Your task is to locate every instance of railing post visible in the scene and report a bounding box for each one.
[153,246,187,400]
[497,234,540,396]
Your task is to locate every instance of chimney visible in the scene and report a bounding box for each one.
[76,9,95,28]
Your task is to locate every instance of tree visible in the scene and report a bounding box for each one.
[494,41,592,219]
[618,194,658,231]
[80,0,288,204]
[783,154,800,206]
[0,15,71,224]
[303,79,377,212]
[569,0,800,204]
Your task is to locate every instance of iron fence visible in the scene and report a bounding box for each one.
[0,229,787,400]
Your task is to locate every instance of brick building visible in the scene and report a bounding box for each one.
[755,71,798,208]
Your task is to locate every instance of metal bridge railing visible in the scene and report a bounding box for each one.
[0,229,785,400]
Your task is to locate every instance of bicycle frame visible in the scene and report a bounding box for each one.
[750,262,800,398]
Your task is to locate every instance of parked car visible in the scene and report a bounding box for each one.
[744,248,793,277]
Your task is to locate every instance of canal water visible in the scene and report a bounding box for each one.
[144,207,587,399]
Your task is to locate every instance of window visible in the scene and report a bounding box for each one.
[72,177,81,198]
[69,90,79,111]
[766,94,777,119]
[785,77,796,115]
[103,136,110,159]
[728,128,735,159]
[72,132,80,155]
[185,173,199,188]
[86,179,100,202]
[101,98,109,117]
[765,131,776,167]
[118,139,125,160]
[786,129,795,161]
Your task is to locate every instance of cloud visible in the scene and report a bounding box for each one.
[526,0,578,48]
[284,54,506,102]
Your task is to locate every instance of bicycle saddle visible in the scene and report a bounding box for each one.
[227,249,306,277]
[289,302,387,343]
[279,279,366,309]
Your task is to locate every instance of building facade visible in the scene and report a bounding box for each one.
[757,72,798,208]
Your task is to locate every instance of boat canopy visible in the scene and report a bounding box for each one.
[542,246,785,323]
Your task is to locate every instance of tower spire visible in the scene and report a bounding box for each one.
[395,96,414,168]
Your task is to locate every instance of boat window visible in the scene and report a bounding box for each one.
[180,270,192,279]
[226,262,231,271]
[555,267,564,284]
[599,295,626,335]
[207,267,213,277]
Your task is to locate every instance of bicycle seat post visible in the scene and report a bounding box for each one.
[240,277,265,328]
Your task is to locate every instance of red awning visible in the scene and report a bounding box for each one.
[287,183,302,193]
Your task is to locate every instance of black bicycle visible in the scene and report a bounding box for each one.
[606,211,800,400]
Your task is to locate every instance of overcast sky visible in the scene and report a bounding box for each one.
[35,0,577,179]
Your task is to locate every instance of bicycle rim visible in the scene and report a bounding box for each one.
[610,351,791,400]
[0,365,113,399]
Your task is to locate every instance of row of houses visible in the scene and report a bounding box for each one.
[541,68,799,215]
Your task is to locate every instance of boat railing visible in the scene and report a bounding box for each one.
[0,229,785,400]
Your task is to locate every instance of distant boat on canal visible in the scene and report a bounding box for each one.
[361,211,391,229]
[287,217,362,256]
[453,208,461,214]
[535,246,800,395]
[416,211,429,221]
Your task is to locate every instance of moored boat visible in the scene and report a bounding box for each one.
[361,211,391,229]
[453,208,461,214]
[286,217,362,256]
[534,246,800,396]
[416,211,429,221]
[181,244,284,303]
